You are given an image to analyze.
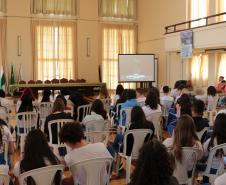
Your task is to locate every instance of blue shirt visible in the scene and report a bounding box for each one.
[121,99,138,109]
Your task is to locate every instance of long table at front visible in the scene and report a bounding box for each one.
[9,82,106,95]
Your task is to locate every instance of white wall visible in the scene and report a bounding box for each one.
[5,0,101,82]
[138,0,187,88]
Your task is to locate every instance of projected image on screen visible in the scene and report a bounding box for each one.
[118,54,155,82]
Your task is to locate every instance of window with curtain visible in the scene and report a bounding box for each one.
[216,0,226,21]
[0,0,6,13]
[218,53,226,79]
[190,0,208,27]
[102,24,137,89]
[32,21,77,81]
[190,54,209,87]
[99,0,137,20]
[32,0,77,16]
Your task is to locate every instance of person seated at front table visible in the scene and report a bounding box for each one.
[39,89,54,103]
[13,130,62,185]
[44,98,72,143]
[59,122,112,185]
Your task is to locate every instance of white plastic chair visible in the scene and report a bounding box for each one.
[147,112,162,140]
[16,112,38,153]
[119,107,132,132]
[203,143,226,184]
[69,157,113,185]
[0,165,9,185]
[196,127,209,142]
[116,103,123,117]
[84,120,109,145]
[18,165,64,185]
[116,129,153,184]
[77,104,92,121]
[48,119,74,157]
[173,147,201,185]
[160,99,174,117]
[39,102,53,131]
[101,98,112,113]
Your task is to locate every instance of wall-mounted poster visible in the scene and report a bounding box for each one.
[180,30,193,59]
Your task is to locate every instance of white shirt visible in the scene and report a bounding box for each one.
[113,95,120,105]
[64,143,112,185]
[215,172,226,185]
[83,112,104,124]
[160,95,174,103]
[207,95,218,111]
[195,95,207,103]
[142,104,162,122]
[0,125,13,153]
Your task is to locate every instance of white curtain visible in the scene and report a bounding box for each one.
[32,21,77,81]
[99,0,137,19]
[101,24,137,89]
[32,0,77,16]
[190,54,209,87]
[217,0,226,21]
[190,0,208,27]
[218,53,226,79]
[0,0,6,13]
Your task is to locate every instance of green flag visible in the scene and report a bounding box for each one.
[0,65,6,91]
[10,64,15,85]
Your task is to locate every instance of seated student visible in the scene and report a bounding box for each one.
[160,85,174,103]
[163,115,203,176]
[111,106,155,157]
[44,98,72,143]
[0,90,12,113]
[142,90,161,122]
[39,89,53,103]
[97,85,110,99]
[113,84,124,105]
[16,88,37,112]
[56,94,71,110]
[136,88,146,103]
[14,129,61,185]
[0,119,14,167]
[176,94,192,117]
[149,86,160,104]
[59,122,112,185]
[215,172,226,185]
[69,92,88,121]
[83,99,107,124]
[207,86,218,111]
[121,89,138,109]
[171,81,181,99]
[195,88,207,103]
[217,76,225,92]
[174,85,190,105]
[191,100,209,132]
[200,113,226,182]
[128,140,179,185]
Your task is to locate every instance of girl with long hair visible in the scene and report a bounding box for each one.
[14,129,61,185]
[129,140,179,185]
